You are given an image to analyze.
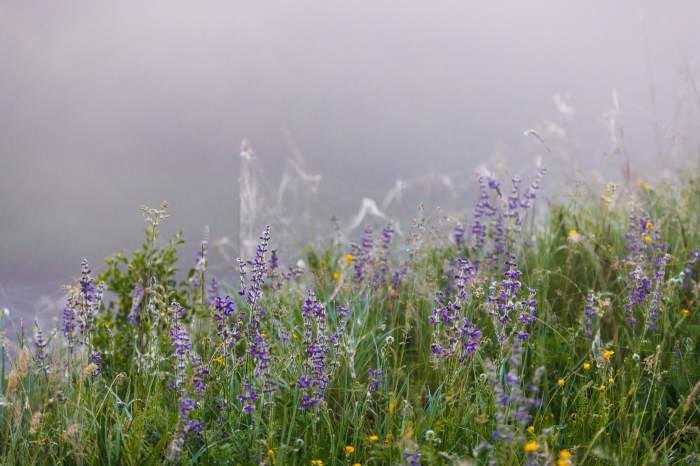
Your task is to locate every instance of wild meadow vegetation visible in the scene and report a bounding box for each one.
[1,160,700,465]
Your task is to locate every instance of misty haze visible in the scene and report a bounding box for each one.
[1,2,700,464]
[2,1,699,324]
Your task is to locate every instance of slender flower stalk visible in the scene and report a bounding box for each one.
[33,320,50,375]
[127,284,145,325]
[582,291,596,339]
[169,301,191,391]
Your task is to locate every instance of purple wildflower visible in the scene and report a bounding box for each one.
[62,295,78,354]
[184,420,205,436]
[375,224,395,287]
[582,291,596,339]
[352,226,374,283]
[518,288,538,327]
[297,290,330,410]
[207,276,219,307]
[488,344,544,442]
[431,257,481,359]
[169,301,192,391]
[454,257,477,301]
[179,395,195,416]
[91,351,102,377]
[623,213,668,328]
[191,353,209,399]
[403,451,421,466]
[235,226,276,402]
[213,296,243,355]
[237,258,247,298]
[471,175,497,250]
[126,284,145,325]
[368,368,383,393]
[246,225,271,309]
[460,320,481,357]
[520,165,546,209]
[238,382,258,412]
[487,256,527,342]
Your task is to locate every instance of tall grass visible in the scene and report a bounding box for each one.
[1,164,699,466]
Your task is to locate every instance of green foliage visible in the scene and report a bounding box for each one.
[2,175,700,465]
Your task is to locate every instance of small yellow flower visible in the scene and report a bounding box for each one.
[344,445,355,456]
[310,460,324,466]
[523,440,539,453]
[345,254,354,265]
[260,332,268,338]
[608,377,614,384]
[568,228,581,242]
[368,434,379,443]
[333,271,341,282]
[639,180,650,193]
[557,449,573,466]
[352,464,362,466]
[645,222,653,230]
[583,362,591,371]
[596,384,606,392]
[267,448,276,465]
[602,350,615,361]
[213,355,225,366]
[643,234,652,244]
[388,287,399,298]
[558,378,566,387]
[681,308,689,317]
[527,425,535,434]
[388,401,397,414]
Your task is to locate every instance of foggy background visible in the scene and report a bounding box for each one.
[2,0,700,325]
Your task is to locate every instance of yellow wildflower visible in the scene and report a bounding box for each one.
[352,464,362,466]
[344,445,355,456]
[568,228,581,242]
[583,362,591,371]
[333,271,341,282]
[388,401,397,414]
[345,254,354,265]
[310,460,324,466]
[527,425,535,434]
[639,180,650,193]
[388,287,399,298]
[645,222,653,230]
[557,449,573,466]
[608,377,614,384]
[681,308,689,317]
[523,440,538,453]
[602,350,614,361]
[596,384,606,392]
[643,234,651,244]
[558,378,566,387]
[267,448,276,465]
[368,434,379,443]
[213,355,225,366]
